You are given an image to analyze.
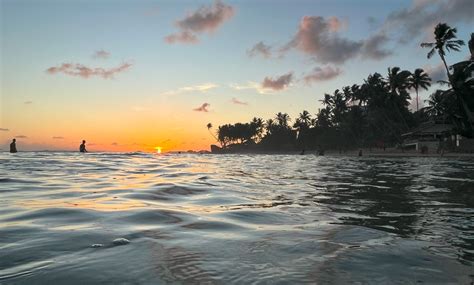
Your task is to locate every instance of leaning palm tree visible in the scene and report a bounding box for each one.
[409,68,432,112]
[421,23,465,79]
[206,123,218,142]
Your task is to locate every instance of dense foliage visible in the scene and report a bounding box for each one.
[210,23,473,152]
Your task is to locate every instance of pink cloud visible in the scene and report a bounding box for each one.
[304,66,342,84]
[281,16,391,64]
[262,72,293,91]
[165,0,234,44]
[46,62,132,79]
[164,31,199,44]
[193,103,210,112]
[231,97,248,105]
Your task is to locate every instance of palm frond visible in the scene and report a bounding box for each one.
[427,48,436,58]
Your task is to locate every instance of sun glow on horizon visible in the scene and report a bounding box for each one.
[155,146,162,154]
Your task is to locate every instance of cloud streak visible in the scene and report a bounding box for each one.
[231,97,248,105]
[193,103,210,112]
[161,83,218,96]
[165,0,234,44]
[262,72,293,91]
[15,135,28,139]
[0,128,9,132]
[52,136,64,139]
[46,62,132,79]
[304,66,342,84]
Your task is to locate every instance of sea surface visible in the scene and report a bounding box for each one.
[0,152,473,284]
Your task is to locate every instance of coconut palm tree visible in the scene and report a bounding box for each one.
[206,123,219,142]
[275,112,290,127]
[387,67,412,94]
[409,68,432,111]
[265,118,276,135]
[298,110,311,126]
[421,23,465,79]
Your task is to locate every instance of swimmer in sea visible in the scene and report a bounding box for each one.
[79,140,87,153]
[10,139,17,153]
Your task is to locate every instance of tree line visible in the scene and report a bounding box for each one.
[208,23,474,152]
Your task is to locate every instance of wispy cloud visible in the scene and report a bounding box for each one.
[165,31,199,44]
[93,50,110,59]
[0,128,9,132]
[52,136,65,139]
[229,82,274,94]
[193,103,210,112]
[304,66,342,84]
[165,0,234,44]
[383,0,474,43]
[46,62,132,79]
[231,97,248,105]
[24,101,33,105]
[111,142,118,146]
[262,72,293,91]
[15,135,28,139]
[161,83,218,96]
[247,41,272,58]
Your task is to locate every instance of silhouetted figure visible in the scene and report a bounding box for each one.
[300,149,305,155]
[79,140,87,153]
[358,149,363,157]
[10,139,17,153]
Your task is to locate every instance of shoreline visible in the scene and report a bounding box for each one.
[207,149,474,158]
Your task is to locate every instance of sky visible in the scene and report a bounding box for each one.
[0,0,473,152]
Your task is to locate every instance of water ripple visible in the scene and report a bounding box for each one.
[0,152,473,283]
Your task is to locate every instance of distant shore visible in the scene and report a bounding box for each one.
[207,148,474,158]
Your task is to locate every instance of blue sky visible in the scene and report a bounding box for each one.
[1,0,473,151]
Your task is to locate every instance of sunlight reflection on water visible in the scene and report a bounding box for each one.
[0,152,473,283]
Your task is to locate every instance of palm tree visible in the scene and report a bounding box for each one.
[424,90,445,118]
[275,112,290,127]
[409,68,432,112]
[250,117,265,142]
[206,123,218,142]
[421,23,465,80]
[298,110,311,126]
[387,67,412,94]
[265,118,276,135]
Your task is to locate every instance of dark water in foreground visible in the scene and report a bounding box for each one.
[0,152,473,284]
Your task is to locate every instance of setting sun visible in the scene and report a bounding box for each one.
[155,147,162,154]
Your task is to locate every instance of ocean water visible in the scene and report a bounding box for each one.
[0,152,473,284]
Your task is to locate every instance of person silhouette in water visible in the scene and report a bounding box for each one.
[79,140,87,153]
[10,139,18,153]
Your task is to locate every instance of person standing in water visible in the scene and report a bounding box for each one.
[10,139,18,153]
[79,140,87,153]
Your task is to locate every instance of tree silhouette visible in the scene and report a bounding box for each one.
[421,23,464,79]
[409,68,431,112]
